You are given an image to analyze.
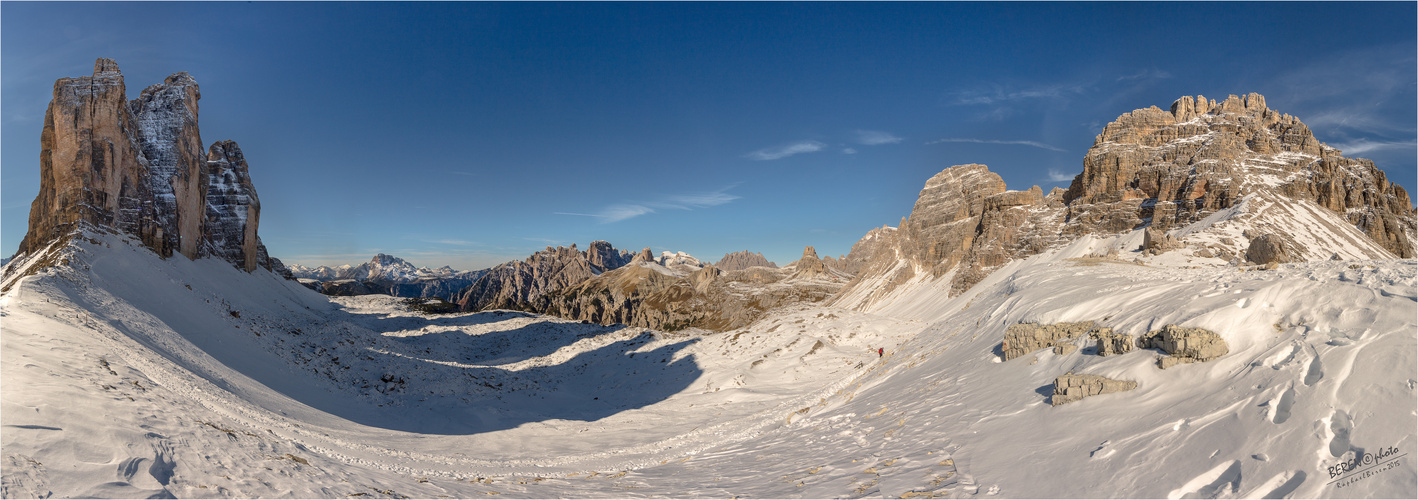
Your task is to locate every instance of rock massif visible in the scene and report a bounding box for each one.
[713,250,777,271]
[454,241,633,312]
[1064,93,1414,258]
[14,58,280,274]
[836,93,1416,309]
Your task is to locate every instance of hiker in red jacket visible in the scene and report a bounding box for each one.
[877,347,883,358]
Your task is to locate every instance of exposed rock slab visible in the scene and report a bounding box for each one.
[1053,373,1138,406]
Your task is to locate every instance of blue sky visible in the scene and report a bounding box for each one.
[4,2,1415,270]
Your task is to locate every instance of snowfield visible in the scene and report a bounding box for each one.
[2,230,1414,498]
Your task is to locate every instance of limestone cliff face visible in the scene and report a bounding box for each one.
[837,93,1416,308]
[21,58,156,257]
[15,58,282,274]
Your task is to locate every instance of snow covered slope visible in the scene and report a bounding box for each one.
[0,231,917,497]
[3,227,1412,498]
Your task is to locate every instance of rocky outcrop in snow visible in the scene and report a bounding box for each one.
[1092,328,1134,356]
[14,58,282,274]
[1138,325,1229,369]
[131,70,206,260]
[1001,322,1096,361]
[830,226,897,275]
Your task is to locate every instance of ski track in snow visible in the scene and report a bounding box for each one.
[2,230,1415,498]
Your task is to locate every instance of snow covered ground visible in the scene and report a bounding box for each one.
[2,229,1414,498]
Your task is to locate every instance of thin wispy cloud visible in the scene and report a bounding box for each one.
[556,187,741,223]
[854,130,903,145]
[430,239,480,246]
[1047,169,1075,182]
[842,148,857,155]
[746,140,826,160]
[555,204,654,223]
[1330,139,1418,155]
[1116,68,1172,82]
[951,84,1087,106]
[660,191,739,209]
[925,137,1067,152]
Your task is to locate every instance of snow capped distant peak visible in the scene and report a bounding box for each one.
[657,251,702,268]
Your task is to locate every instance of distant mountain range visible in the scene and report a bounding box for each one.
[287,254,480,282]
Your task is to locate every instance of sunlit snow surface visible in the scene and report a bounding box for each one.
[2,231,1414,498]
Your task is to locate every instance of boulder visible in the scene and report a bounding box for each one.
[1143,226,1184,253]
[1245,234,1292,265]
